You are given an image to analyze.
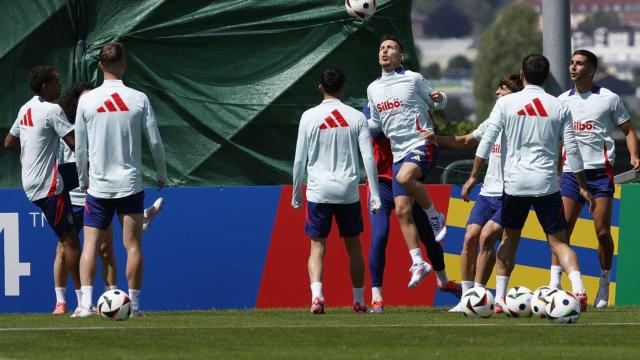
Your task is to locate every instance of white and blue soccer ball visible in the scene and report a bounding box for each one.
[531,286,554,318]
[505,286,533,318]
[460,287,494,318]
[97,289,132,321]
[345,0,377,20]
[545,290,581,324]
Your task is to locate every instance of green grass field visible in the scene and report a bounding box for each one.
[0,307,639,359]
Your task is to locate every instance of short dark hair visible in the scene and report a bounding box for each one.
[58,82,94,122]
[99,42,125,67]
[380,35,404,53]
[521,54,549,86]
[320,68,346,94]
[28,65,59,94]
[573,49,598,70]
[498,74,523,93]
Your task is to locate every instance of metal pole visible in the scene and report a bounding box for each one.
[542,0,571,96]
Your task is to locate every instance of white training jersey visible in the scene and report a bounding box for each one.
[558,86,630,172]
[366,68,447,162]
[58,142,86,206]
[476,85,584,196]
[292,99,380,207]
[472,120,503,197]
[75,80,169,199]
[9,96,73,201]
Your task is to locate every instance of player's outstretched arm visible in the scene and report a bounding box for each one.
[619,121,640,170]
[420,131,477,149]
[357,119,380,213]
[462,156,487,202]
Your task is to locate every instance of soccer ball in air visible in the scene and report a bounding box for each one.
[460,287,494,318]
[530,286,555,318]
[97,289,132,320]
[345,0,377,20]
[505,286,533,317]
[545,290,581,324]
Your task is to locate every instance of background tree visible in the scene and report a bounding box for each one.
[631,67,640,89]
[447,55,472,71]
[473,4,542,120]
[422,63,441,79]
[577,11,621,33]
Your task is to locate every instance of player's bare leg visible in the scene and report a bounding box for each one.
[396,162,447,241]
[76,226,105,317]
[475,221,502,285]
[394,195,432,288]
[494,228,521,313]
[344,235,366,313]
[308,237,326,314]
[550,196,582,288]
[592,197,614,308]
[547,230,587,311]
[52,243,68,314]
[120,213,144,316]
[461,224,481,291]
[99,224,117,288]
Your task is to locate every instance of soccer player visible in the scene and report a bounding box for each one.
[423,74,523,313]
[292,68,381,314]
[74,43,169,317]
[551,50,639,308]
[367,35,448,288]
[463,54,593,312]
[4,65,82,310]
[365,106,461,314]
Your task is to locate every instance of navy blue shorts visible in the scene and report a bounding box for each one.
[84,191,145,230]
[72,205,84,233]
[32,193,75,238]
[502,192,567,234]
[560,169,614,204]
[467,194,503,227]
[392,144,439,198]
[305,201,363,238]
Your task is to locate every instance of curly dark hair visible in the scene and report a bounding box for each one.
[28,65,59,94]
[58,82,94,122]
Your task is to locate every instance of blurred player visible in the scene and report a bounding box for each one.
[4,65,82,311]
[364,104,461,314]
[424,74,523,312]
[74,43,169,317]
[292,68,380,314]
[463,54,592,313]
[552,50,639,309]
[367,35,448,288]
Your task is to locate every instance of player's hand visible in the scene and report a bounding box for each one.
[461,176,477,202]
[429,91,444,103]
[631,157,640,170]
[419,130,437,143]
[580,188,595,213]
[157,180,165,190]
[369,199,381,214]
[291,199,302,209]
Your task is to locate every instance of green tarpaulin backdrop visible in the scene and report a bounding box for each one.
[0,0,417,186]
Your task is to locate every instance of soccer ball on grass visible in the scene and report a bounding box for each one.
[97,289,132,321]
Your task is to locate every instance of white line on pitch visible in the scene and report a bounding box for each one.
[0,322,639,331]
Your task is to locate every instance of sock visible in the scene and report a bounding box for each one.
[495,276,509,304]
[461,281,474,293]
[129,289,141,311]
[75,289,82,307]
[550,265,563,288]
[424,204,438,218]
[600,269,611,285]
[310,282,324,301]
[474,282,485,288]
[568,271,585,294]
[435,270,449,287]
[81,286,93,309]
[54,287,66,304]
[409,248,424,265]
[372,287,383,302]
[353,287,364,304]
[107,285,117,291]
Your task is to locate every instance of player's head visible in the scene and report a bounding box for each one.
[379,35,404,72]
[496,74,523,97]
[99,42,126,78]
[59,82,94,123]
[570,49,598,82]
[28,65,61,100]
[319,68,346,99]
[520,54,549,86]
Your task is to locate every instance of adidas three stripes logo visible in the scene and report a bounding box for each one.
[516,98,548,117]
[97,93,130,113]
[319,110,349,130]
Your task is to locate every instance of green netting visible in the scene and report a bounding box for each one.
[0,0,417,187]
[440,159,487,185]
